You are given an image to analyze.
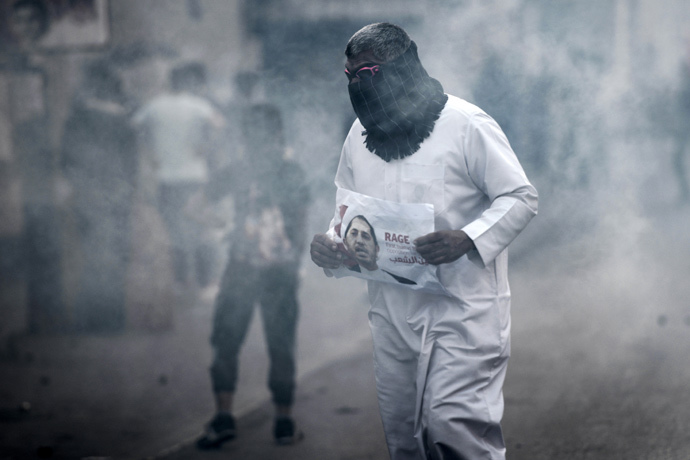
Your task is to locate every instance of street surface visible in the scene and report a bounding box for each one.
[1,205,690,460]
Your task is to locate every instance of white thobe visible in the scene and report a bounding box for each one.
[333,95,538,459]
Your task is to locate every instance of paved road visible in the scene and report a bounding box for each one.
[2,207,690,459]
[0,261,375,460]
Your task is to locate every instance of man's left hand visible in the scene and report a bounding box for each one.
[413,230,475,265]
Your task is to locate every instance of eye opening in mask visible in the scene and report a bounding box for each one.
[345,65,380,82]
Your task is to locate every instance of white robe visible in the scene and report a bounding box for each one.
[333,95,538,459]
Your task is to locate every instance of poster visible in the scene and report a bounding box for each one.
[0,0,109,52]
[326,188,449,295]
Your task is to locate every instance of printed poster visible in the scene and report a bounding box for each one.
[326,188,448,295]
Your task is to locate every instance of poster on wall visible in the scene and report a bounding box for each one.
[0,0,109,52]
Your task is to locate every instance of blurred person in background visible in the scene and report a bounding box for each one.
[13,88,65,333]
[310,23,538,459]
[60,60,137,332]
[199,71,265,253]
[196,103,310,448]
[132,62,224,295]
[218,70,262,169]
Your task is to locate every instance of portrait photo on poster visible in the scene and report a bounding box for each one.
[326,188,449,296]
[0,0,109,52]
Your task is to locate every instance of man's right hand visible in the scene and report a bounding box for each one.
[310,233,343,269]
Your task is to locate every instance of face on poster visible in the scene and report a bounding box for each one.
[329,188,449,296]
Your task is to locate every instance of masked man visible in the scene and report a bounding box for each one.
[310,23,538,459]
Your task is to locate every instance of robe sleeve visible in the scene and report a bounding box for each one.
[460,112,538,266]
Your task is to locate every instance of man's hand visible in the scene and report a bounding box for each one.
[414,230,475,265]
[310,233,343,269]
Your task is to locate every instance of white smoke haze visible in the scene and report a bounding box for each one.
[408,6,690,436]
[282,4,690,456]
[3,0,690,457]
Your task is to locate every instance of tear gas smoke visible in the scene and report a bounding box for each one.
[3,1,690,457]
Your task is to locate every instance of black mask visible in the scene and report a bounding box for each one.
[348,41,448,162]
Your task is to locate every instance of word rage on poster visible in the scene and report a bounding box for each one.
[326,188,449,296]
[0,0,109,52]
